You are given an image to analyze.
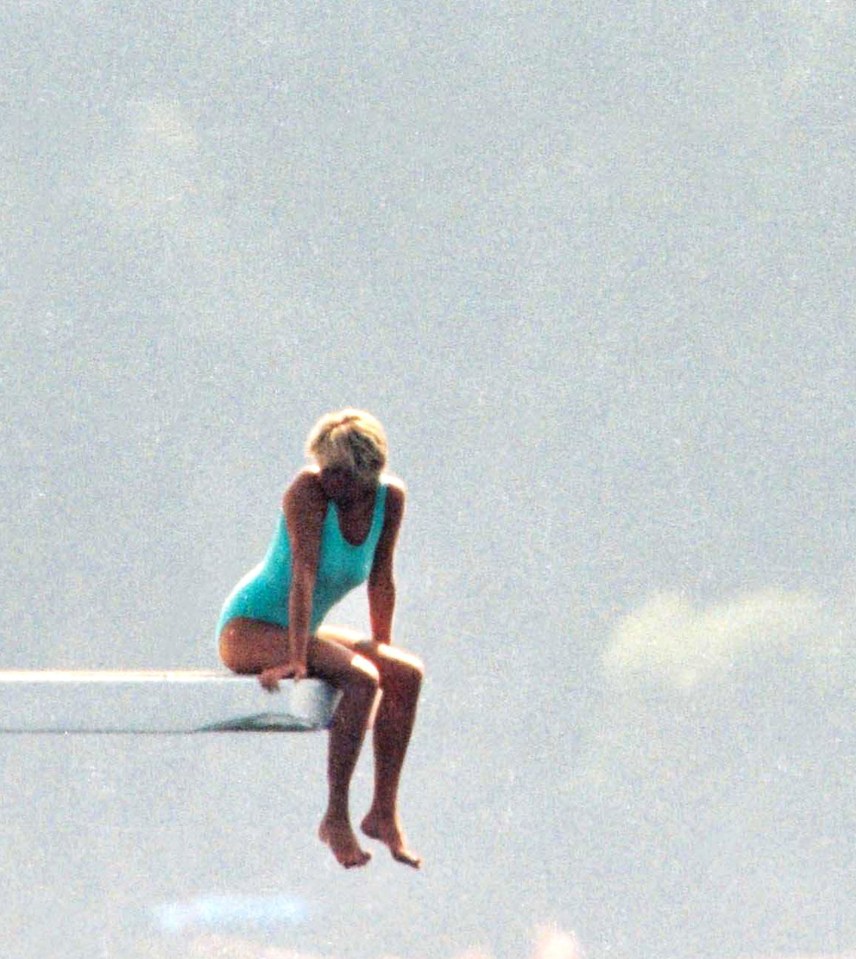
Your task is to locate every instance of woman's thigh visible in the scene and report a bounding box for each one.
[317,625,424,682]
[307,635,380,690]
[219,618,289,673]
[315,624,368,651]
[220,618,378,689]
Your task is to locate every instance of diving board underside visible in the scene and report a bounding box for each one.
[0,671,338,733]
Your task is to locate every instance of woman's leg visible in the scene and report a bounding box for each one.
[218,617,290,673]
[307,637,380,868]
[218,619,380,868]
[317,626,424,867]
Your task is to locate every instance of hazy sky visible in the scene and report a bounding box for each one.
[2,2,854,959]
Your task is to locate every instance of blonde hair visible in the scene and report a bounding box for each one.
[306,409,388,480]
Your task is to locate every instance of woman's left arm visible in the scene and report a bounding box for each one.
[368,480,406,645]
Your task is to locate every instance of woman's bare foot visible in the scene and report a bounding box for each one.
[318,816,372,869]
[361,810,421,868]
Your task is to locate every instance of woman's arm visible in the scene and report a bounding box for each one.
[368,480,406,645]
[277,471,327,677]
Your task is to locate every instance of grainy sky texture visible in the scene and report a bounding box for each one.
[1,2,854,958]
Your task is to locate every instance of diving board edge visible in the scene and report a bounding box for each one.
[0,670,339,734]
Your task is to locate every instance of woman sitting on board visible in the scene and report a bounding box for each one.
[217,410,423,869]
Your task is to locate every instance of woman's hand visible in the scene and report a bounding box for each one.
[259,660,308,692]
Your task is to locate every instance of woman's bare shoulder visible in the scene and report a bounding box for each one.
[283,468,326,511]
[382,472,407,497]
[381,473,407,518]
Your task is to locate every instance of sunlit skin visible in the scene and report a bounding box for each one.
[219,463,423,869]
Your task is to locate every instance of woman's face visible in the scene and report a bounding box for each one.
[318,463,375,504]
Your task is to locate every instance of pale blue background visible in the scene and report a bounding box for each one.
[1,3,854,958]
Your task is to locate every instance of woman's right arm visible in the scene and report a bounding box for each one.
[259,471,326,691]
[283,471,327,674]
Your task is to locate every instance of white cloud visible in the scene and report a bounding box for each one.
[745,955,856,959]
[88,97,229,265]
[145,926,585,959]
[166,934,323,959]
[151,893,307,935]
[95,100,202,218]
[528,925,583,959]
[148,935,856,959]
[603,588,849,692]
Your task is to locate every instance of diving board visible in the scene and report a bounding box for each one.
[0,670,338,733]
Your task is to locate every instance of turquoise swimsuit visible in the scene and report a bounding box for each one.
[216,480,389,638]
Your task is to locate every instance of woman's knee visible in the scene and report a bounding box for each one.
[312,643,381,698]
[338,657,381,713]
[350,654,381,690]
[378,648,424,695]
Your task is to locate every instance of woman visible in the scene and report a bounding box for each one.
[217,410,423,869]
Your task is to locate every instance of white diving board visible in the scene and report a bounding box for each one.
[0,670,338,734]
